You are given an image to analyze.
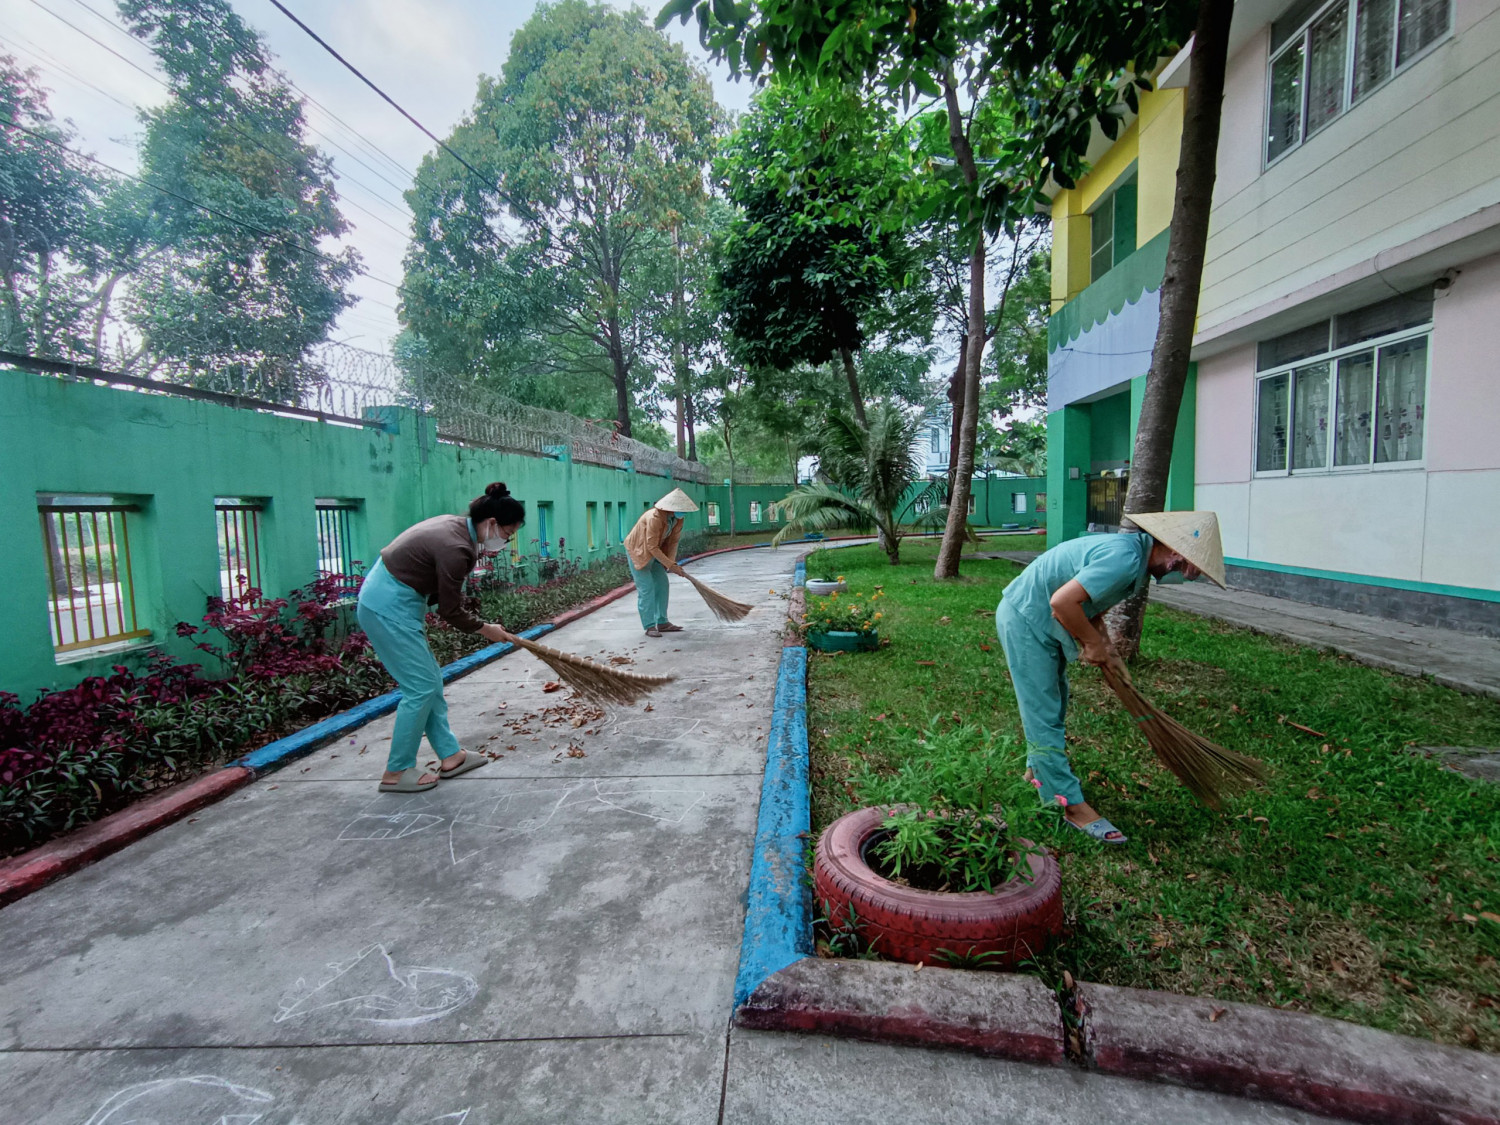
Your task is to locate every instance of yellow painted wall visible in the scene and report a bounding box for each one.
[1049,86,1184,304]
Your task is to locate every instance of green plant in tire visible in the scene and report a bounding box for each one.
[854,723,1056,894]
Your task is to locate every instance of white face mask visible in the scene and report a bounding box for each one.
[481,525,509,552]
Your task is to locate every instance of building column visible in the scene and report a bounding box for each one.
[1046,404,1091,546]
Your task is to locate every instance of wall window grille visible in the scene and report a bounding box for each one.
[1267,0,1450,163]
[536,503,553,559]
[215,497,265,602]
[749,501,763,524]
[586,502,597,550]
[603,502,613,546]
[707,502,720,527]
[315,499,360,578]
[37,495,149,655]
[1254,292,1431,474]
[618,500,627,543]
[1089,172,1138,283]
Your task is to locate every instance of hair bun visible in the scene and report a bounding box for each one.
[485,482,510,498]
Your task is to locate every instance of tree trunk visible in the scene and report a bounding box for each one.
[685,393,698,461]
[945,335,967,499]
[934,239,985,578]
[724,422,737,535]
[839,348,867,425]
[608,323,632,437]
[673,224,687,458]
[1108,0,1232,660]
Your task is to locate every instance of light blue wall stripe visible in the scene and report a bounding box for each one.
[1226,557,1500,604]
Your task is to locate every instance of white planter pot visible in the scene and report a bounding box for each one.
[805,579,848,596]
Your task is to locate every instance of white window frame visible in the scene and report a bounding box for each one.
[1251,322,1431,478]
[1265,0,1452,169]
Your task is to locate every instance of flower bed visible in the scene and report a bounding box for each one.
[2,546,660,857]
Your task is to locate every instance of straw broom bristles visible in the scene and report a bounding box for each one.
[1100,661,1267,809]
[682,572,753,622]
[497,630,674,706]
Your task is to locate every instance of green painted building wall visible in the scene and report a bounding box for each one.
[0,370,797,697]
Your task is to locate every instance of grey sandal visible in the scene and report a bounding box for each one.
[1067,816,1128,845]
[438,750,489,779]
[379,767,438,793]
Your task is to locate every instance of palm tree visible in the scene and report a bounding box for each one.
[772,402,941,565]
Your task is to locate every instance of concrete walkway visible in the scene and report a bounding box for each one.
[0,548,1329,1123]
[994,550,1500,701]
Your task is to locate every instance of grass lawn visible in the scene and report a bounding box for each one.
[805,539,1500,1051]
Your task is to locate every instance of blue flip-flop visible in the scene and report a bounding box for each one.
[1067,816,1129,845]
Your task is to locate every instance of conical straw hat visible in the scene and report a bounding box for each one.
[1128,511,1227,588]
[655,487,699,513]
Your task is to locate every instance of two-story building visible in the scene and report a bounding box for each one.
[1046,0,1500,633]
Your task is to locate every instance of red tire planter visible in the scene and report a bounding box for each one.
[814,806,1064,967]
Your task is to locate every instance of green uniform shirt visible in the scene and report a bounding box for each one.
[1000,532,1154,661]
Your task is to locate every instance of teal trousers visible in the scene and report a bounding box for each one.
[995,600,1086,808]
[629,559,671,630]
[356,559,463,773]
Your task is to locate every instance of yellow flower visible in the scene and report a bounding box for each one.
[875,612,883,619]
[837,575,845,581]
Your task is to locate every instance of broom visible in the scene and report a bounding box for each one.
[1099,660,1267,809]
[680,571,753,622]
[495,629,674,706]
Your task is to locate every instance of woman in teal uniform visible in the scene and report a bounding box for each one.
[995,511,1226,843]
[357,482,525,793]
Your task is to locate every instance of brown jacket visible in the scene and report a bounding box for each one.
[379,515,484,633]
[624,507,683,571]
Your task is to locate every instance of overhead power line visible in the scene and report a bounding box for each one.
[0,114,406,308]
[264,0,496,192]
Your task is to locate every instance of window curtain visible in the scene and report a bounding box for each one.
[1375,338,1427,462]
[1292,363,1331,469]
[1333,352,1375,466]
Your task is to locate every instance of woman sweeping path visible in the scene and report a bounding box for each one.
[624,488,697,638]
[995,511,1227,844]
[357,482,525,793]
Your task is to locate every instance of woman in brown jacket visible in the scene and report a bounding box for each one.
[624,488,698,638]
[356,482,525,792]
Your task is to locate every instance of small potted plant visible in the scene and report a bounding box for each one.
[801,591,881,652]
[804,569,847,597]
[814,725,1063,968]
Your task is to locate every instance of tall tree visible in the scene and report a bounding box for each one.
[663,0,1199,581]
[118,0,358,397]
[0,57,95,359]
[714,73,920,425]
[406,0,719,436]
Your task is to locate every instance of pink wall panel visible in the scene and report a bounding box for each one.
[1195,344,1257,485]
[1427,250,1500,472]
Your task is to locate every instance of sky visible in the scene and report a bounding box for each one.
[4,0,757,353]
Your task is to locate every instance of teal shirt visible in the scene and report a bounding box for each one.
[1000,533,1154,660]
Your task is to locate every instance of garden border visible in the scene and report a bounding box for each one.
[732,538,1500,1125]
[0,536,816,908]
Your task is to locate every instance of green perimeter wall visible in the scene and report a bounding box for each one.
[1046,365,1196,546]
[0,369,1047,697]
[0,370,803,698]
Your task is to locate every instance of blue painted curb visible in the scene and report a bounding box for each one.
[733,642,812,1008]
[229,623,556,776]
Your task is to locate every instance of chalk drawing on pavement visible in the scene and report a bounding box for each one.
[590,780,705,824]
[84,1075,274,1125]
[274,944,478,1027]
[337,811,445,841]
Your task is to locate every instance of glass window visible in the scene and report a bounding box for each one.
[1291,363,1333,470]
[1305,4,1349,136]
[1011,492,1027,514]
[706,502,720,527]
[1256,373,1291,472]
[1267,40,1305,161]
[1375,337,1427,463]
[1333,352,1375,466]
[1353,0,1395,100]
[1397,0,1450,65]
[930,428,940,452]
[1089,197,1114,284]
[1268,0,1449,160]
[749,501,762,524]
